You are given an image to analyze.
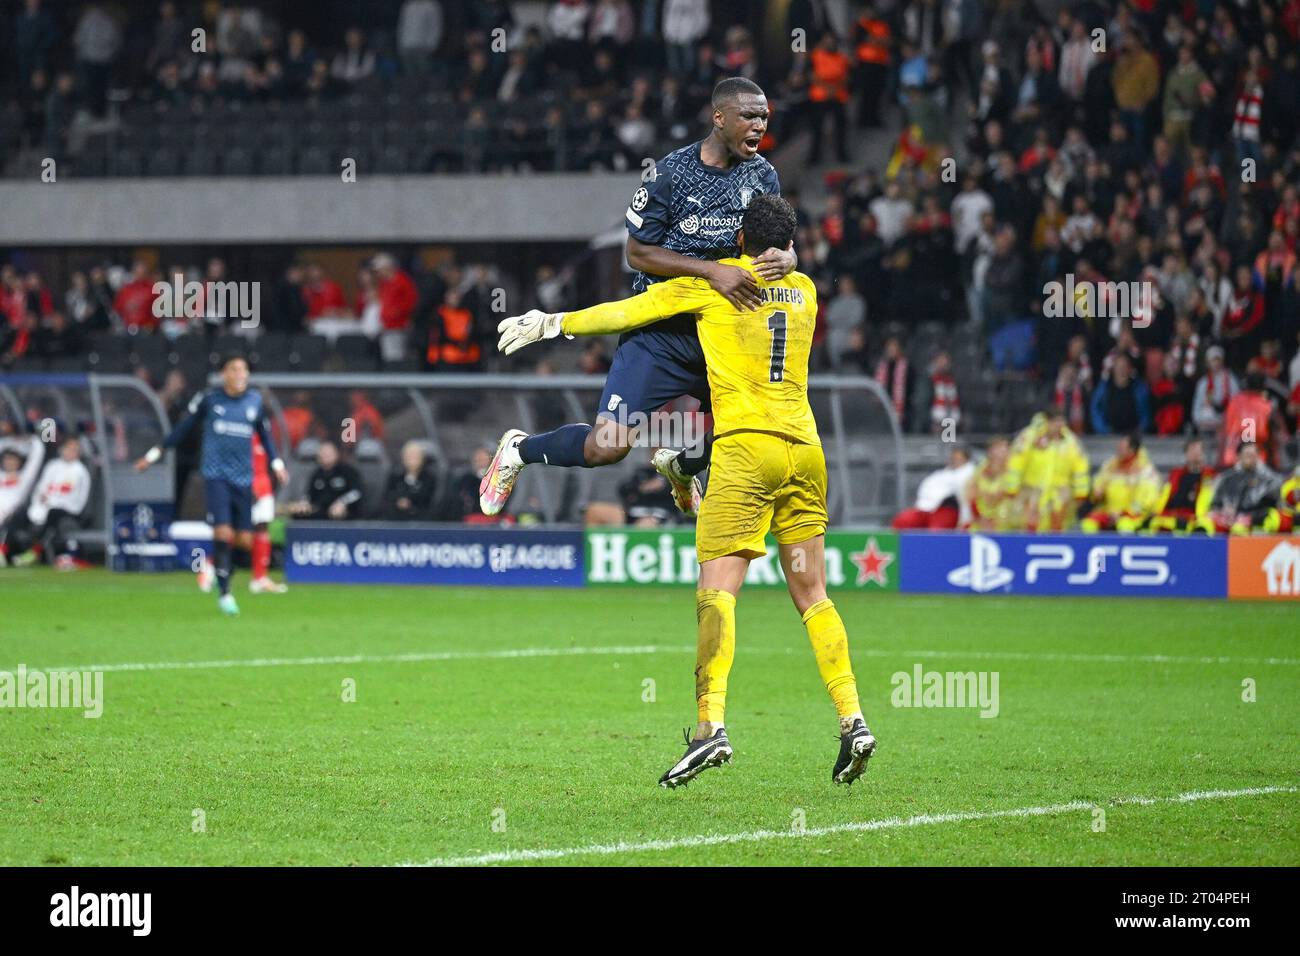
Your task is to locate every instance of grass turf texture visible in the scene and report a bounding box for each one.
[1,569,1296,866]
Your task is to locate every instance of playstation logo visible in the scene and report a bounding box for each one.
[947,535,1014,592]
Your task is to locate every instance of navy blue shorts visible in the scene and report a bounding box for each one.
[597,316,710,420]
[204,478,253,531]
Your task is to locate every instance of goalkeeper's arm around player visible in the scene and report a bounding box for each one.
[496,282,693,354]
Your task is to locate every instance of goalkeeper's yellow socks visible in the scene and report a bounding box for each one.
[802,599,861,721]
[694,588,737,730]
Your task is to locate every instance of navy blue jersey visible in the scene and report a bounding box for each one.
[163,387,278,486]
[624,140,781,293]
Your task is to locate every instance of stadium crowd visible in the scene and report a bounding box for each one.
[4,0,777,176]
[894,411,1300,535]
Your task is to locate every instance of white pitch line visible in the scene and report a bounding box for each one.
[848,648,1300,667]
[14,644,1300,675]
[26,645,679,674]
[400,785,1298,867]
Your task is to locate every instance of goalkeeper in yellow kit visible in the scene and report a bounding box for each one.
[496,196,875,787]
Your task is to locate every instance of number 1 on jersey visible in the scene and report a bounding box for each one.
[767,310,787,382]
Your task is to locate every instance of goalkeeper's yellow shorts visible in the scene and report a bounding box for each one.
[696,430,827,563]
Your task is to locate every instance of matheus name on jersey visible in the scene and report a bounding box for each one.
[625,140,780,293]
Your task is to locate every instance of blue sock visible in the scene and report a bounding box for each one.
[213,539,232,596]
[677,433,713,476]
[519,424,592,467]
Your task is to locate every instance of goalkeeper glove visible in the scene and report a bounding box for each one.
[496,309,569,355]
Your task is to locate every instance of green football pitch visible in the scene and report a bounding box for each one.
[2,569,1296,866]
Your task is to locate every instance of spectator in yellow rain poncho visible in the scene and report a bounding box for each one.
[1080,432,1161,532]
[966,435,1016,531]
[1004,409,1091,531]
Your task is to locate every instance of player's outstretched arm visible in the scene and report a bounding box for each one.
[496,308,568,355]
[136,392,208,470]
[498,285,692,354]
[627,236,763,311]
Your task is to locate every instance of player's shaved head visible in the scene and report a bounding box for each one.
[711,77,764,110]
[739,195,797,256]
[708,77,769,163]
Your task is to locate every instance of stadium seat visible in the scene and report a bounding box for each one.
[128,335,168,370]
[183,148,220,176]
[167,334,207,369]
[352,438,391,516]
[222,147,254,176]
[146,148,182,177]
[250,332,293,371]
[288,335,327,371]
[114,123,154,152]
[332,334,378,371]
[300,120,329,147]
[110,149,145,177]
[46,356,85,373]
[375,145,409,174]
[73,145,108,178]
[296,146,331,175]
[258,147,292,176]
[212,333,250,362]
[86,335,131,373]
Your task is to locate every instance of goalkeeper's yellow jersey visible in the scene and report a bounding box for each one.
[562,256,821,446]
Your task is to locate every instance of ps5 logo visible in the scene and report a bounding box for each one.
[947,536,1172,592]
[1025,544,1170,586]
[947,536,1014,592]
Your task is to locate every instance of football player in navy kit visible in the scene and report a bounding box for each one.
[480,77,798,519]
[137,354,287,616]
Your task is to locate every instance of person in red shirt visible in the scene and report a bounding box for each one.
[1246,339,1284,383]
[374,254,417,332]
[1221,264,1264,369]
[1181,148,1226,202]
[2,267,28,328]
[1148,436,1214,532]
[113,260,160,332]
[280,390,320,450]
[22,272,53,319]
[1221,372,1284,467]
[1018,128,1057,175]
[1274,184,1300,232]
[247,433,286,593]
[348,389,386,441]
[374,254,418,363]
[302,264,346,320]
[1150,352,1186,435]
